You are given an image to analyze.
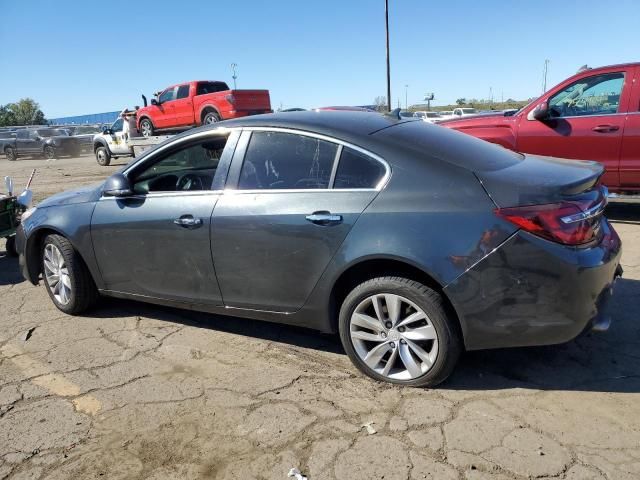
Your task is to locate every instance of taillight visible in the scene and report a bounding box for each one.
[495,198,606,246]
[225,94,236,105]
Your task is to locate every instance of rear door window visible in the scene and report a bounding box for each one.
[176,85,190,99]
[238,131,338,190]
[334,147,386,189]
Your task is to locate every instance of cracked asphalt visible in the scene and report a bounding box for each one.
[1,155,639,479]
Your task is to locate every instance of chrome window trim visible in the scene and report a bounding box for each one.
[240,126,392,191]
[99,190,223,201]
[222,188,378,195]
[122,127,238,176]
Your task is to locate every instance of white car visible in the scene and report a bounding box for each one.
[452,108,478,118]
[420,111,444,124]
[436,110,455,121]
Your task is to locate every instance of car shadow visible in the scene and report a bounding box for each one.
[83,277,640,394]
[606,203,640,225]
[0,253,24,286]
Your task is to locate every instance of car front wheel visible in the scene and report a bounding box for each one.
[95,146,111,166]
[41,234,98,314]
[140,119,154,137]
[339,276,461,387]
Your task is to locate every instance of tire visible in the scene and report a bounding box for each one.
[338,276,461,387]
[43,145,55,160]
[139,118,154,137]
[41,234,99,314]
[5,147,16,161]
[203,111,220,125]
[5,236,17,257]
[95,146,111,166]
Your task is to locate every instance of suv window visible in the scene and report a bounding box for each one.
[196,82,230,95]
[176,85,190,99]
[238,131,338,190]
[17,131,29,140]
[159,88,176,103]
[334,147,386,189]
[549,72,625,118]
[131,136,228,194]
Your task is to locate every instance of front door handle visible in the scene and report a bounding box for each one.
[305,211,343,226]
[592,124,620,133]
[173,215,203,228]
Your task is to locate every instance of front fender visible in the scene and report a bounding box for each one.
[20,203,104,289]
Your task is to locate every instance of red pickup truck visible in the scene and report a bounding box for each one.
[441,63,640,194]
[136,80,271,136]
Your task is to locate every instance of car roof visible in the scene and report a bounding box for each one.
[219,111,413,137]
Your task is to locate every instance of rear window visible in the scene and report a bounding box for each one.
[378,121,523,172]
[196,82,230,95]
[335,148,386,189]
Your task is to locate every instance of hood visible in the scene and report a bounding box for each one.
[439,112,510,128]
[37,183,102,208]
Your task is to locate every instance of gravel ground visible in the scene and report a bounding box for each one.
[1,154,639,479]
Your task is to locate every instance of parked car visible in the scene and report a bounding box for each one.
[452,108,478,118]
[2,128,80,161]
[437,110,455,120]
[440,63,640,194]
[16,112,621,387]
[314,106,376,112]
[136,80,271,137]
[399,110,415,119]
[419,111,444,124]
[65,125,102,152]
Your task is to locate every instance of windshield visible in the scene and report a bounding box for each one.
[37,129,67,137]
[461,108,477,114]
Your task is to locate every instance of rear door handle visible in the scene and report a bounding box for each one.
[592,125,620,133]
[305,211,343,226]
[173,215,203,228]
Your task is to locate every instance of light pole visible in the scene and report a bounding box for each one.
[542,59,550,93]
[231,63,238,89]
[405,84,408,109]
[385,0,391,112]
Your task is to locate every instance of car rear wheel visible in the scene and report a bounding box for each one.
[203,111,220,125]
[339,277,461,387]
[43,146,55,160]
[4,236,17,257]
[140,119,154,137]
[41,234,98,314]
[5,147,16,161]
[95,146,111,166]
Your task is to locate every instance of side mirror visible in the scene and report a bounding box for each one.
[151,98,159,106]
[17,189,32,208]
[528,101,550,121]
[103,173,133,197]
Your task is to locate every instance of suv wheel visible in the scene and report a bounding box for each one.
[43,146,55,160]
[41,234,99,314]
[5,147,16,161]
[140,119,154,137]
[339,277,461,387]
[95,146,111,166]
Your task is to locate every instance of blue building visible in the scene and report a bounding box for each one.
[48,111,120,126]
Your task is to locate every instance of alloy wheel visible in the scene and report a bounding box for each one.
[141,121,152,137]
[204,114,218,124]
[349,293,439,380]
[43,244,72,305]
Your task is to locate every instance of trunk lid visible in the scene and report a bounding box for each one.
[477,154,604,207]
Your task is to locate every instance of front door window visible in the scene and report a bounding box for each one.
[549,73,625,118]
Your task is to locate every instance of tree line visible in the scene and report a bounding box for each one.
[0,98,47,127]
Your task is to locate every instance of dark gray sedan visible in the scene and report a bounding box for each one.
[16,111,622,386]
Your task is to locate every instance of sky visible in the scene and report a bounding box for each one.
[1,0,639,118]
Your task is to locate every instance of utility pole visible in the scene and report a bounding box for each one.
[405,84,408,109]
[385,0,391,112]
[542,59,550,93]
[231,63,238,89]
[489,86,493,107]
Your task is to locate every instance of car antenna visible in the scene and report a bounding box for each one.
[385,108,402,120]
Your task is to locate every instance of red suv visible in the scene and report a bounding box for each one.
[440,63,640,193]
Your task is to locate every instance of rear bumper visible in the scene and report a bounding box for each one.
[444,220,622,351]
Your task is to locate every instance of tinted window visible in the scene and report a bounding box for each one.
[196,82,230,95]
[17,131,28,139]
[549,72,624,118]
[111,118,123,132]
[132,136,228,194]
[176,85,190,99]
[159,88,175,103]
[238,131,337,190]
[334,148,386,189]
